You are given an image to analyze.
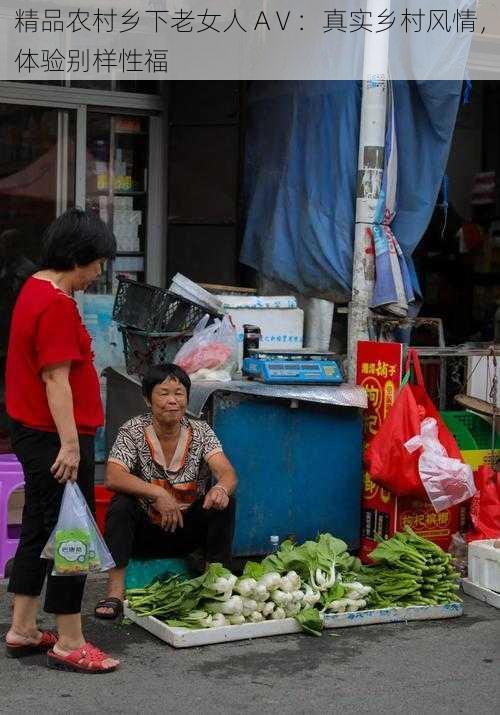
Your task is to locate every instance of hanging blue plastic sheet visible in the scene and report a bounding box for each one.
[240,80,463,299]
[370,81,415,316]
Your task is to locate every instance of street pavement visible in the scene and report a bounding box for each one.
[0,575,498,714]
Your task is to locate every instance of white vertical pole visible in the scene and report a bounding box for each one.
[347,0,390,381]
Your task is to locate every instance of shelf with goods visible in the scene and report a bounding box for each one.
[86,113,149,293]
[87,190,147,198]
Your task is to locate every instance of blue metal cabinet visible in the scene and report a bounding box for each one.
[211,393,363,555]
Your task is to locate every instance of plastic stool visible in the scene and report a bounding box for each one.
[0,457,25,578]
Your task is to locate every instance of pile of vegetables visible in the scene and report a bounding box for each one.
[245,533,372,634]
[126,566,230,627]
[357,527,462,608]
[126,533,367,636]
[126,529,460,637]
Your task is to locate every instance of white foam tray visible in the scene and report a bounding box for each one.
[123,602,463,648]
[462,578,500,609]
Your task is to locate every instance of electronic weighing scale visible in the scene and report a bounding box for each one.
[242,348,344,385]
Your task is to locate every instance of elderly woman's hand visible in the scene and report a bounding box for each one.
[51,440,80,483]
[153,489,184,533]
[203,484,229,511]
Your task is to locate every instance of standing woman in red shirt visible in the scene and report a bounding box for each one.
[4,208,120,674]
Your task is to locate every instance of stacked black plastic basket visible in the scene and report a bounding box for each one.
[112,278,221,377]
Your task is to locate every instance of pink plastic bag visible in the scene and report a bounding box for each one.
[404,417,476,512]
[174,315,238,381]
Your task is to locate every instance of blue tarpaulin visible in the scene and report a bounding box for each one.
[240,80,462,299]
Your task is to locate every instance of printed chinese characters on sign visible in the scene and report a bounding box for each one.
[7,2,491,80]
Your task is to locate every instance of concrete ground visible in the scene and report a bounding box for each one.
[0,576,498,715]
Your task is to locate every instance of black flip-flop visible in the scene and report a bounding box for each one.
[94,597,124,621]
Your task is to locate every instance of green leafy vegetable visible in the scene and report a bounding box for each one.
[242,561,270,580]
[295,608,323,637]
[126,563,234,620]
[357,528,461,608]
[259,533,354,591]
[126,529,460,639]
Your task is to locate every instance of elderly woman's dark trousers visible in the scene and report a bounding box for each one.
[104,493,236,570]
[7,421,95,614]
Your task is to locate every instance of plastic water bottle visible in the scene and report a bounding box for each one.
[269,535,279,554]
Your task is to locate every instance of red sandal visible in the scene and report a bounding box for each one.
[6,630,58,658]
[47,642,119,674]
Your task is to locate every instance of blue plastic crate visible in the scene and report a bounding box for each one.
[125,558,191,590]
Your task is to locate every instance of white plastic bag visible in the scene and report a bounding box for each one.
[404,417,476,513]
[41,482,115,576]
[174,314,238,381]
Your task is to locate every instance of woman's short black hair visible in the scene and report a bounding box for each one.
[142,363,191,402]
[40,208,116,270]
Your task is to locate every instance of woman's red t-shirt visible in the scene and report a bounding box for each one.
[5,277,103,435]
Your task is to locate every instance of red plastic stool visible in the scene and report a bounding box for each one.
[0,455,24,578]
[95,485,114,535]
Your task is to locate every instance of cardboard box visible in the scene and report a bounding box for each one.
[7,488,24,524]
[221,305,304,368]
[116,226,140,252]
[114,209,142,226]
[114,196,134,210]
[360,486,464,560]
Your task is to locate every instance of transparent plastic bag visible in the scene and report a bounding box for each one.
[41,482,115,576]
[174,314,238,381]
[404,417,476,513]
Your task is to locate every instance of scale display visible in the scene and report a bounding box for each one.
[243,349,344,385]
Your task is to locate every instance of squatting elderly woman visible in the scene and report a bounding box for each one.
[5,208,120,674]
[95,363,237,620]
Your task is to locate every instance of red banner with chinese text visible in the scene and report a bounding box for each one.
[356,341,403,442]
